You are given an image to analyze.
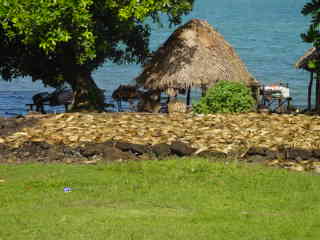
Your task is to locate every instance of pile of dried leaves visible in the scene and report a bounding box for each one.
[1,112,320,172]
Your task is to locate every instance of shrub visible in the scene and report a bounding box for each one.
[193,80,255,114]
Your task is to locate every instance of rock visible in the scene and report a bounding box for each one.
[101,146,137,162]
[312,149,320,159]
[3,141,84,162]
[244,147,279,160]
[170,141,196,156]
[267,150,282,160]
[79,143,108,158]
[284,148,313,160]
[152,143,171,158]
[115,141,149,155]
[79,142,137,161]
[246,147,269,156]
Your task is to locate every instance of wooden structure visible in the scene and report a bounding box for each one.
[111,85,142,111]
[295,47,320,111]
[135,19,260,105]
[26,103,70,113]
[27,89,73,114]
[260,83,292,112]
[111,85,163,113]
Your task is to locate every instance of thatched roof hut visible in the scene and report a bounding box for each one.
[295,47,319,72]
[135,19,259,97]
[295,47,320,111]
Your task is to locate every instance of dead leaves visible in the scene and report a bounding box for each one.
[2,112,320,172]
[0,112,316,150]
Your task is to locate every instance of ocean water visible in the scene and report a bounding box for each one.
[0,0,311,116]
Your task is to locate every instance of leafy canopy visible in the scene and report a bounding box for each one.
[193,80,255,114]
[301,0,320,71]
[0,0,194,85]
[301,0,320,46]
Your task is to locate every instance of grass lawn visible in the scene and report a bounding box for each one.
[1,158,320,240]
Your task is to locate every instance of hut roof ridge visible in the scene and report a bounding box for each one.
[135,18,259,92]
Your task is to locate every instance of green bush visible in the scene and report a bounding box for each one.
[193,80,255,114]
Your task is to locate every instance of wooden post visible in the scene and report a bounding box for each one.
[186,87,191,106]
[308,72,314,111]
[201,84,207,97]
[316,72,320,112]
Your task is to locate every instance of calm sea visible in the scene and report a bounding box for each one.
[0,0,311,116]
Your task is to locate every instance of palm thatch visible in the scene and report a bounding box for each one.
[135,19,259,96]
[295,47,320,72]
[112,85,141,102]
[295,47,320,111]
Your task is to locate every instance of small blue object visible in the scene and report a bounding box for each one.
[64,187,72,192]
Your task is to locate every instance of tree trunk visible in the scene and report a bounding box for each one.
[316,72,320,112]
[308,72,313,111]
[67,70,105,112]
[186,87,191,106]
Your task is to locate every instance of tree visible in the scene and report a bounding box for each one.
[0,0,194,111]
[301,0,320,111]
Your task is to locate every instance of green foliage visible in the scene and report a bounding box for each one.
[301,0,320,50]
[193,80,255,114]
[0,0,194,83]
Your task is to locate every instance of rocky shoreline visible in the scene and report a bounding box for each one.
[1,112,320,172]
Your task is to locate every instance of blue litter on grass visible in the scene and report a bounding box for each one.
[64,187,72,192]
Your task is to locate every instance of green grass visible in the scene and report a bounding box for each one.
[1,158,320,240]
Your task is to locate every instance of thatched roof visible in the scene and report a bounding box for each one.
[135,19,259,95]
[295,47,320,72]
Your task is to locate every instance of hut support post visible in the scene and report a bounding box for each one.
[308,72,314,111]
[186,87,191,106]
[201,84,208,97]
[316,72,320,112]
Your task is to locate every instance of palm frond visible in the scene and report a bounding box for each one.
[302,0,320,16]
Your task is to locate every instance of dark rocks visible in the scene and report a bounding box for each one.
[1,137,319,166]
[245,147,279,160]
[0,141,82,163]
[313,149,320,159]
[115,142,149,155]
[99,146,136,162]
[170,141,196,156]
[246,147,269,156]
[78,143,108,158]
[78,142,137,161]
[243,146,320,162]
[284,148,313,160]
[152,143,171,158]
[0,139,203,163]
